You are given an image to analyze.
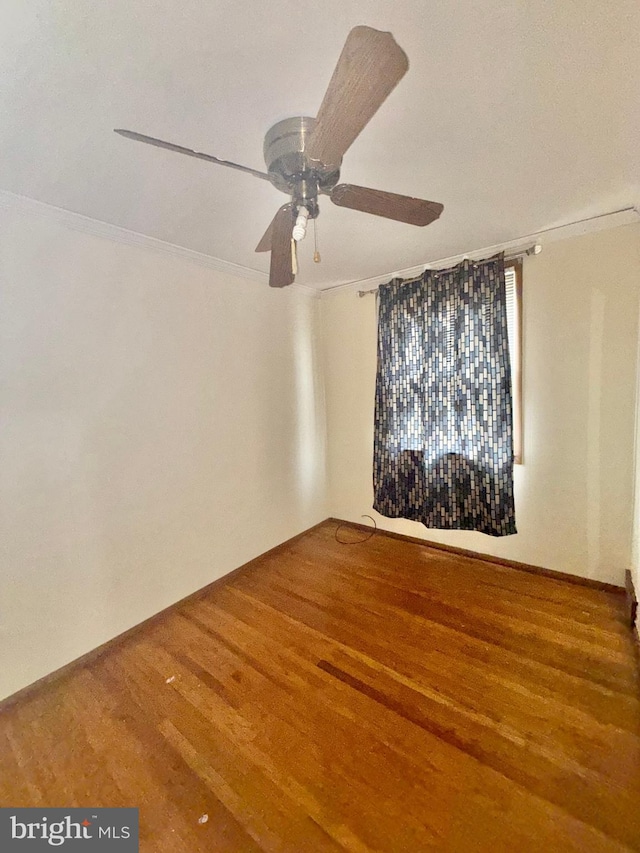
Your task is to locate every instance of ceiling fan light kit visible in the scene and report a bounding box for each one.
[115,26,444,288]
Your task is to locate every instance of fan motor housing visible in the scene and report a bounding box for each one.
[264,116,341,215]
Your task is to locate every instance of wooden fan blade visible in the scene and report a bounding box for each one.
[255,202,295,253]
[305,27,408,167]
[268,205,295,288]
[255,213,277,253]
[114,129,270,181]
[330,184,443,226]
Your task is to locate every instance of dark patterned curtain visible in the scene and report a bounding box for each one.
[373,255,516,536]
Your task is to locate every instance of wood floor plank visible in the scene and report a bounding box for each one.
[1,520,638,851]
[208,584,640,787]
[183,595,635,852]
[187,589,640,847]
[108,639,347,852]
[236,559,640,736]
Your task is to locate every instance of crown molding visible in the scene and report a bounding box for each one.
[2,190,635,301]
[320,205,640,296]
[0,189,272,285]
[289,282,321,299]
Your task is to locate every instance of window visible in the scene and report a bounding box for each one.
[505,261,523,464]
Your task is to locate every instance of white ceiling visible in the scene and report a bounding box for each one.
[1,0,638,289]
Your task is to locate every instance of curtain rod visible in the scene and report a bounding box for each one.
[356,243,541,297]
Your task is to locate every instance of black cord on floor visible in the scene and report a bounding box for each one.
[335,515,377,545]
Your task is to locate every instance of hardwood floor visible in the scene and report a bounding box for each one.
[1,520,639,851]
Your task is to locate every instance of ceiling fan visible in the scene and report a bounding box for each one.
[114,26,444,288]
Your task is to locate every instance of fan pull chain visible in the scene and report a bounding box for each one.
[291,238,298,276]
[313,217,321,263]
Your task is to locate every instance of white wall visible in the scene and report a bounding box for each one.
[321,224,640,586]
[0,206,327,701]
